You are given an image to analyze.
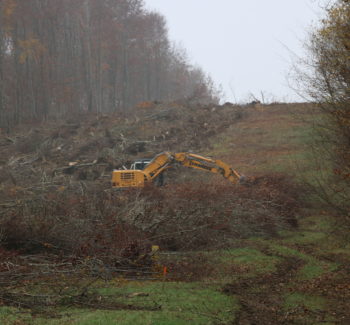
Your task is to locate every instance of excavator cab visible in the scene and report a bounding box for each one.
[131,159,152,170]
[131,158,164,186]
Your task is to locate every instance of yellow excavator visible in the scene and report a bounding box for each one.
[112,152,244,188]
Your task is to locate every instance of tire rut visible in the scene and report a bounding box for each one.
[223,256,304,325]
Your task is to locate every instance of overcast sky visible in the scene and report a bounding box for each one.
[144,0,330,103]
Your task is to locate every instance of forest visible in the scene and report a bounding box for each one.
[0,0,218,131]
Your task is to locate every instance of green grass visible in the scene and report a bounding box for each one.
[284,292,326,311]
[0,282,237,325]
[214,248,281,277]
[279,230,327,245]
[283,292,335,324]
[266,242,338,280]
[208,110,315,178]
[278,214,335,246]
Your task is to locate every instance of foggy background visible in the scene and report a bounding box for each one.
[145,0,330,103]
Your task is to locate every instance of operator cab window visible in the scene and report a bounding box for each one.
[131,159,152,170]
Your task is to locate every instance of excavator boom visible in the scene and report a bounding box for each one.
[112,152,242,188]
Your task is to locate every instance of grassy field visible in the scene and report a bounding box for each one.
[0,282,236,324]
[1,104,349,324]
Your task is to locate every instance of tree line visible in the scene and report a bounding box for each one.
[0,0,219,130]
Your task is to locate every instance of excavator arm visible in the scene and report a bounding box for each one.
[112,152,243,188]
[172,152,242,184]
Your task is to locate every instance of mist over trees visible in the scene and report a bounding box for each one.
[0,0,219,130]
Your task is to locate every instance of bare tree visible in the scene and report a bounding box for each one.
[296,0,350,217]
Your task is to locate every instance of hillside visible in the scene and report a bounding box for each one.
[0,102,349,324]
[0,102,245,192]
